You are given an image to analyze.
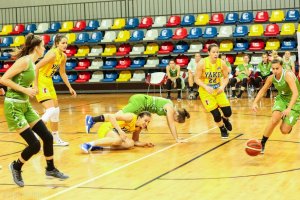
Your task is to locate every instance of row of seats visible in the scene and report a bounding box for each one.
[0,9,299,36]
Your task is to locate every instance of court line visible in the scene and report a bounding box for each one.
[41,126,217,200]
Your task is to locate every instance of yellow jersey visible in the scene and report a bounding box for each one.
[39,48,64,78]
[201,57,223,87]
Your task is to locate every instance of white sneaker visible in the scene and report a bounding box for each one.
[53,136,69,146]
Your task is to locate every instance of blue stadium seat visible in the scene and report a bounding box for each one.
[173,41,189,53]
[0,37,13,47]
[125,18,139,29]
[281,38,296,50]
[187,27,202,39]
[181,15,195,26]
[203,27,218,38]
[233,25,248,37]
[102,72,118,82]
[239,11,253,23]
[129,30,144,41]
[224,12,239,24]
[234,40,249,51]
[157,28,173,40]
[85,20,100,31]
[88,32,103,43]
[158,56,172,68]
[47,22,61,33]
[48,35,56,46]
[52,74,63,83]
[130,57,146,68]
[74,33,89,44]
[0,51,11,60]
[285,10,300,21]
[67,73,78,83]
[23,24,37,34]
[102,58,117,69]
[65,59,78,70]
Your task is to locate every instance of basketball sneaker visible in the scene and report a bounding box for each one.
[9,161,24,187]
[222,117,232,131]
[80,143,92,154]
[53,134,69,146]
[260,141,265,154]
[46,168,69,180]
[91,146,104,151]
[85,115,95,133]
[220,126,229,139]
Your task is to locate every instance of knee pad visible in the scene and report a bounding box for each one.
[50,107,60,122]
[210,108,222,123]
[41,107,56,122]
[32,120,54,157]
[230,78,237,87]
[31,140,41,154]
[220,106,232,118]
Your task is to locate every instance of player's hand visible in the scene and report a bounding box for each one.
[119,131,127,141]
[216,87,224,94]
[282,108,291,118]
[69,88,77,97]
[252,103,259,112]
[24,88,37,98]
[32,85,39,95]
[205,85,214,94]
[176,137,188,143]
[0,88,5,96]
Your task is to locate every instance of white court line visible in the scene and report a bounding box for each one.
[42,126,217,200]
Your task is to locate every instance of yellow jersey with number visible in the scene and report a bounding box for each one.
[201,57,223,87]
[39,48,63,78]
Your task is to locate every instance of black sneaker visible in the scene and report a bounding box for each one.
[237,93,242,98]
[261,141,265,154]
[166,95,171,99]
[222,117,232,131]
[220,127,229,139]
[46,168,69,180]
[9,161,24,187]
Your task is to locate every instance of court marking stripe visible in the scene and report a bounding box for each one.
[41,126,217,200]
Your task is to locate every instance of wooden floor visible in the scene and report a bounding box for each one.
[0,93,300,200]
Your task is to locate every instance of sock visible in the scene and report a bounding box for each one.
[167,91,171,96]
[13,159,24,171]
[52,131,59,139]
[261,135,269,146]
[177,91,181,98]
[46,159,55,171]
[92,115,105,122]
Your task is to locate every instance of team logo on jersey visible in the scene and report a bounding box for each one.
[43,88,48,93]
[217,67,221,70]
[205,100,209,105]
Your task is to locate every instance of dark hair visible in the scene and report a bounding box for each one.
[13,33,43,59]
[169,59,175,63]
[53,34,67,48]
[138,111,152,118]
[177,108,190,123]
[271,59,283,66]
[208,43,219,52]
[243,54,250,59]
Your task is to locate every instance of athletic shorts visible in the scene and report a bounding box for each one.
[97,123,116,139]
[236,74,248,81]
[121,94,146,114]
[199,87,230,112]
[4,98,40,131]
[272,95,300,126]
[35,76,57,102]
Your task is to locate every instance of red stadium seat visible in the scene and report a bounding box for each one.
[158,42,174,54]
[116,57,131,69]
[166,15,181,27]
[75,72,91,83]
[175,55,189,67]
[254,11,269,22]
[0,62,13,72]
[74,59,91,70]
[202,40,218,52]
[172,28,188,39]
[264,24,280,36]
[41,34,51,45]
[249,39,265,51]
[138,17,153,28]
[65,46,77,57]
[10,24,25,35]
[209,13,224,24]
[226,55,235,64]
[72,20,86,32]
[116,44,131,56]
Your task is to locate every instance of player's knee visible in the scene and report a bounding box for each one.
[31,140,41,154]
[210,108,222,123]
[50,107,60,122]
[221,106,232,118]
[112,138,123,146]
[280,126,292,134]
[41,107,56,122]
[122,139,134,149]
[230,78,237,86]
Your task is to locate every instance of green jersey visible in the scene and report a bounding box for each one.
[282,59,293,71]
[6,58,35,100]
[168,68,178,78]
[256,62,271,77]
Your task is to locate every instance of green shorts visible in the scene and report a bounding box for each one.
[236,74,248,81]
[4,98,40,131]
[272,95,300,126]
[122,94,146,114]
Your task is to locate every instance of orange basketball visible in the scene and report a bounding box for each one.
[245,139,262,156]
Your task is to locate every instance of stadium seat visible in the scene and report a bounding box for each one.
[218,26,233,37]
[65,46,77,57]
[233,40,249,51]
[269,10,284,22]
[157,29,173,40]
[248,24,264,36]
[47,22,61,33]
[102,58,117,69]
[129,44,145,55]
[144,43,159,55]
[187,42,203,53]
[285,10,299,21]
[41,34,51,45]
[130,57,146,68]
[0,37,13,47]
[146,72,166,96]
[158,42,174,54]
[173,41,189,53]
[67,73,78,83]
[239,11,253,23]
[101,31,117,42]
[116,44,131,56]
[166,15,181,27]
[10,24,25,35]
[23,23,37,34]
[143,29,158,41]
[226,55,235,64]
[74,32,90,44]
[88,32,103,43]
[124,18,139,29]
[0,25,13,35]
[111,18,126,29]
[250,54,262,65]
[234,54,244,65]
[72,20,86,31]
[102,44,117,56]
[233,25,248,37]
[265,39,280,51]
[130,70,145,81]
[66,33,76,44]
[158,56,173,68]
[249,39,265,51]
[74,46,90,57]
[202,40,217,52]
[102,72,118,82]
[74,59,91,70]
[65,59,77,70]
[89,71,104,82]
[34,23,49,33]
[0,62,13,72]
[280,23,296,35]
[298,24,300,32]
[52,74,63,83]
[224,12,239,24]
[264,24,280,36]
[144,57,159,68]
[75,72,91,83]
[175,55,189,67]
[89,59,103,69]
[85,20,100,31]
[116,71,131,82]
[281,38,296,50]
[254,11,269,22]
[138,17,153,28]
[59,21,74,32]
[98,19,113,30]
[10,36,25,47]
[219,40,233,52]
[187,27,202,39]
[181,15,195,26]
[152,16,166,27]
[116,57,131,69]
[195,14,209,25]
[115,30,130,42]
[48,34,56,46]
[0,51,11,60]
[203,27,218,38]
[129,30,144,41]
[172,28,188,39]
[209,13,224,24]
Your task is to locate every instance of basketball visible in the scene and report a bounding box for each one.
[245,139,262,156]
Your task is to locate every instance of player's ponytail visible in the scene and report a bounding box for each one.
[13,33,42,59]
[176,108,190,123]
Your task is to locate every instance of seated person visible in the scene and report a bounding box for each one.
[166,59,182,100]
[187,53,201,96]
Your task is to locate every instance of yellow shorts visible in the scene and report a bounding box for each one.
[199,87,230,112]
[97,123,114,139]
[35,76,57,102]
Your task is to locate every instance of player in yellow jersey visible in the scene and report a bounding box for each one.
[34,34,76,146]
[80,111,153,153]
[195,44,232,139]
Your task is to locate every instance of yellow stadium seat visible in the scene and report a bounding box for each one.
[234,54,244,66]
[265,39,280,50]
[59,21,74,32]
[116,71,131,82]
[298,24,300,32]
[219,40,233,52]
[248,24,264,36]
[280,23,296,35]
[111,18,126,29]
[74,46,90,57]
[195,14,209,25]
[66,33,76,44]
[269,10,285,22]
[144,43,159,55]
[115,30,130,42]
[0,25,13,35]
[10,36,25,47]
[102,45,117,56]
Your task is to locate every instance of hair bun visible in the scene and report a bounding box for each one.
[184,108,190,119]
